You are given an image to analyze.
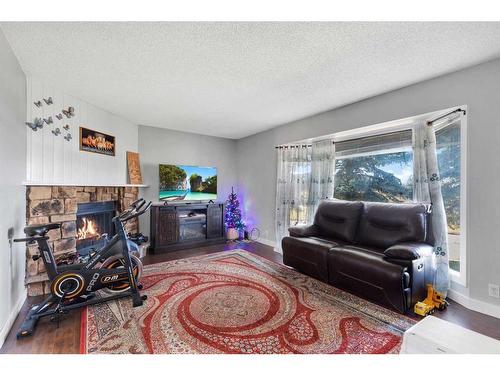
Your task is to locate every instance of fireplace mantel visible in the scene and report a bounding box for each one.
[23,182,148,187]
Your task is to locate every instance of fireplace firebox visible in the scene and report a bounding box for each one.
[76,201,116,256]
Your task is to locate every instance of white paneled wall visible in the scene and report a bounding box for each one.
[26,76,139,186]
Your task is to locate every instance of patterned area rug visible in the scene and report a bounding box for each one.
[81,250,415,354]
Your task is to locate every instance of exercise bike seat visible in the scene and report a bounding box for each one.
[24,223,61,237]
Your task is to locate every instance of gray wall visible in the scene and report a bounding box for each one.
[0,30,27,346]
[138,125,238,236]
[237,57,500,306]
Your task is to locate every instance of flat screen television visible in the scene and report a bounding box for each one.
[159,164,217,202]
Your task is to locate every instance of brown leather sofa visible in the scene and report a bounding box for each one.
[282,199,435,313]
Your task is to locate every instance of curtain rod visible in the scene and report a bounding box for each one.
[275,108,465,148]
[331,129,412,146]
[427,108,466,126]
[275,144,312,149]
[275,141,335,149]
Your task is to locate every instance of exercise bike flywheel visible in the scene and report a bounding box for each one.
[100,255,143,293]
[51,272,86,300]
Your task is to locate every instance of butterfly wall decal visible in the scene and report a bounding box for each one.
[43,97,53,105]
[63,124,70,131]
[44,116,53,125]
[64,133,72,142]
[26,118,44,131]
[55,113,63,120]
[34,100,43,108]
[62,106,75,118]
[52,128,61,136]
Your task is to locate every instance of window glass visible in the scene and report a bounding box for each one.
[334,150,414,203]
[289,163,312,225]
[436,121,461,272]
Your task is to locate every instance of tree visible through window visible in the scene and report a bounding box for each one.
[334,151,413,203]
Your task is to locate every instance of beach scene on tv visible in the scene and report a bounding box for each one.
[159,164,217,201]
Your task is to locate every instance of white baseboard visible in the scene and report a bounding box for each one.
[448,289,500,319]
[255,238,280,252]
[0,289,27,349]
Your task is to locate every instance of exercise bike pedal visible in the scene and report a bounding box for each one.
[141,295,147,301]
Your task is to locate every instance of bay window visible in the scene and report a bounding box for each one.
[331,116,465,281]
[282,110,466,285]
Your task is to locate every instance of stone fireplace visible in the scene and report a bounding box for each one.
[25,185,139,296]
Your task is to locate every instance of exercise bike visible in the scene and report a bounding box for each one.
[14,198,152,339]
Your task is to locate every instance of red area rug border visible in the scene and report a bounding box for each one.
[80,306,88,354]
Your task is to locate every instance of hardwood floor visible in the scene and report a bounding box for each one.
[1,241,499,353]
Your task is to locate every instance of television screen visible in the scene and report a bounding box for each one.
[159,164,217,202]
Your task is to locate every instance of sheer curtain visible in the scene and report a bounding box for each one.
[309,140,336,210]
[413,121,450,295]
[275,140,335,250]
[275,145,312,249]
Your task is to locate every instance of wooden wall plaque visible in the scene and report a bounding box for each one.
[127,151,143,184]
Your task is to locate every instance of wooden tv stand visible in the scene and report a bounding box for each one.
[150,202,225,253]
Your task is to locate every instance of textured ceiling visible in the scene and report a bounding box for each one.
[2,22,500,139]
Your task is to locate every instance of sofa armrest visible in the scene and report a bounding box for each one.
[384,242,433,260]
[288,224,319,238]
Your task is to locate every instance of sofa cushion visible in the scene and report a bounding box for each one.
[327,245,408,311]
[356,202,430,249]
[282,236,340,282]
[313,199,364,242]
[328,245,406,285]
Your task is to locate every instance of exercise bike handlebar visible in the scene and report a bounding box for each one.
[13,236,49,243]
[118,198,144,219]
[123,201,151,221]
[118,198,152,222]
[130,198,143,208]
[135,199,147,211]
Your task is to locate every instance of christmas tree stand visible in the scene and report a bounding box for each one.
[226,227,239,240]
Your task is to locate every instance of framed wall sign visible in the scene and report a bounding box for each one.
[126,151,143,184]
[79,127,115,156]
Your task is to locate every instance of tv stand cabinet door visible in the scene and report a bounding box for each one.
[157,208,179,246]
[207,204,223,239]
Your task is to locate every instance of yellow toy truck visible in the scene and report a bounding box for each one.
[414,284,448,317]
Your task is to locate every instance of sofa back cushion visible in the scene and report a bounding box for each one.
[356,202,429,249]
[313,199,364,242]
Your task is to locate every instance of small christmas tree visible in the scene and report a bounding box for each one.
[224,187,245,231]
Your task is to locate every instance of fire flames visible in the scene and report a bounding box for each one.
[77,217,101,240]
